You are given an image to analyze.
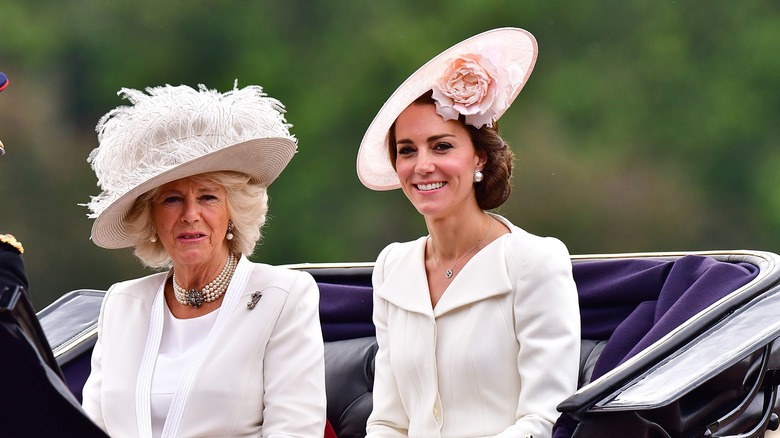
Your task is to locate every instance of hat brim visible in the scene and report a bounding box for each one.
[356,28,538,191]
[90,137,296,249]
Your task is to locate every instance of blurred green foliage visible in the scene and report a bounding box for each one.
[1,0,779,308]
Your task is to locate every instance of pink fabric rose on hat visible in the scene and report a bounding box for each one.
[432,54,501,128]
[432,49,525,128]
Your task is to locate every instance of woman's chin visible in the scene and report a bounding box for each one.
[171,248,216,267]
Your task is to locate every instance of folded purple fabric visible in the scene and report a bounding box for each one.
[575,255,758,381]
[554,255,758,438]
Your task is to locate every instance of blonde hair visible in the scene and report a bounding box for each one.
[125,171,268,268]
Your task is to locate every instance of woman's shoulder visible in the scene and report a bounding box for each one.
[107,271,168,296]
[379,236,427,258]
[375,236,426,267]
[496,216,571,266]
[244,260,316,292]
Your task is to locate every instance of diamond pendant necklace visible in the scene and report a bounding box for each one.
[431,218,495,279]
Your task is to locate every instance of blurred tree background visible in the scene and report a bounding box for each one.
[1,0,778,309]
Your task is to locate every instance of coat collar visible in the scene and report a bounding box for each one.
[377,223,514,318]
[434,235,513,317]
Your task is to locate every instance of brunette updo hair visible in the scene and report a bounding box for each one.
[387,91,514,210]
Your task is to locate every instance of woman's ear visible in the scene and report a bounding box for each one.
[476,150,488,169]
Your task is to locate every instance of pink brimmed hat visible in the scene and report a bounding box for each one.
[356,27,538,191]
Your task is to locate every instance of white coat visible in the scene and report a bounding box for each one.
[82,256,326,437]
[366,215,580,438]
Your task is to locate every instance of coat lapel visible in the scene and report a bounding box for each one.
[376,231,515,319]
[376,237,435,317]
[135,276,167,438]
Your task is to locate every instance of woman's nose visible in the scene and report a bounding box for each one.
[180,200,200,223]
[415,152,435,175]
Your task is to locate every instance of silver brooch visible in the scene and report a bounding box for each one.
[247,291,263,310]
[185,289,204,308]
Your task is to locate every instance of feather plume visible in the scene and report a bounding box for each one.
[85,82,295,218]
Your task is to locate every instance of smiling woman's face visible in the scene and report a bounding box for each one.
[393,103,486,219]
[152,176,230,270]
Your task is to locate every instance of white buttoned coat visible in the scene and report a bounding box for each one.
[366,215,580,438]
[82,256,326,438]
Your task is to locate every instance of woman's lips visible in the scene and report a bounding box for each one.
[178,233,206,240]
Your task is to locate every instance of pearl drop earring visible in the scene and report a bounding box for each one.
[473,169,484,183]
[226,220,234,241]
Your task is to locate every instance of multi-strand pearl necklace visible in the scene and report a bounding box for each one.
[173,252,238,308]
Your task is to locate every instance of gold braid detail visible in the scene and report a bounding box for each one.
[0,234,24,254]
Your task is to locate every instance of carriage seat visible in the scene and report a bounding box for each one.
[43,255,759,438]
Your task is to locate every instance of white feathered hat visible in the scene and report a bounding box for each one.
[357,28,537,190]
[85,82,297,249]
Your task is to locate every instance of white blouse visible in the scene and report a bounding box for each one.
[150,305,219,438]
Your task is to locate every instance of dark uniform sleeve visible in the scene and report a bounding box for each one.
[0,234,29,294]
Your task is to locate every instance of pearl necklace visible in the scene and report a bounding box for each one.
[173,252,238,308]
[431,218,495,279]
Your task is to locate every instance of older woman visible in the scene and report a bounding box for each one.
[81,83,326,437]
[357,29,581,437]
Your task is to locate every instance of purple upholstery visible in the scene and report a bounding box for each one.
[318,282,375,342]
[62,352,92,403]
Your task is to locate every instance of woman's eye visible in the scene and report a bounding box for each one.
[397,146,415,156]
[434,142,453,151]
[200,195,218,202]
[162,196,182,204]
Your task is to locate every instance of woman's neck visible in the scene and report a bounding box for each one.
[173,249,231,290]
[426,210,494,261]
